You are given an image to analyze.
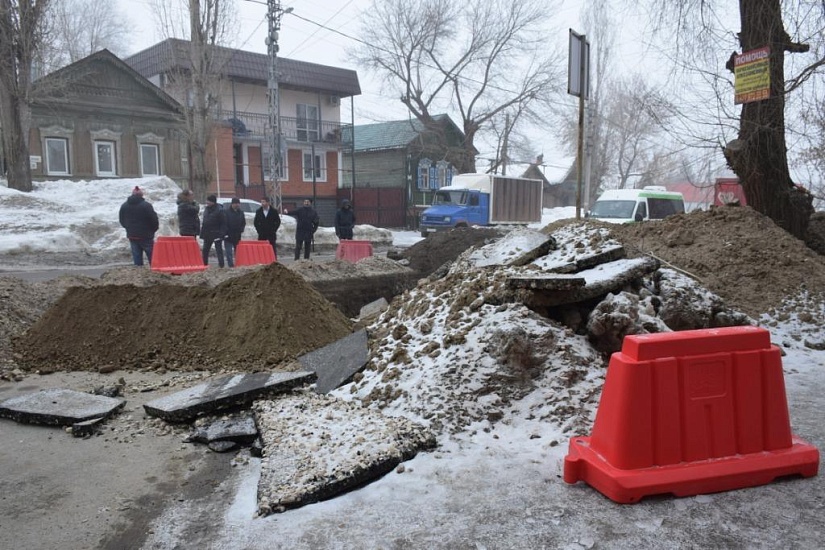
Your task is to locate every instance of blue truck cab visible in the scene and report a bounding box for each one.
[419,174,543,238]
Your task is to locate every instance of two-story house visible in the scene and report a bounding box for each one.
[125,38,360,224]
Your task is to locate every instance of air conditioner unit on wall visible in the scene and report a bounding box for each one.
[328,95,340,106]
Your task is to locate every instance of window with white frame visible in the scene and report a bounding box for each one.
[45,137,70,176]
[137,133,164,176]
[296,104,319,142]
[94,141,117,176]
[302,150,326,181]
[417,158,431,189]
[140,143,160,176]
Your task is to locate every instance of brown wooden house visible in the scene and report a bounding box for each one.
[28,49,187,184]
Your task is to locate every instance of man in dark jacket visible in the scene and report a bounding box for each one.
[119,185,159,266]
[224,197,246,268]
[293,198,320,260]
[254,196,281,258]
[176,189,200,237]
[200,195,227,267]
[334,199,355,240]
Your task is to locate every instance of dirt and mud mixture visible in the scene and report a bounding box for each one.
[2,205,825,381]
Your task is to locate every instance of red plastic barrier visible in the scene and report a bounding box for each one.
[151,236,207,275]
[235,240,276,266]
[335,240,373,263]
[564,326,819,503]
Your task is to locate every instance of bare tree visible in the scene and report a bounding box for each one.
[38,0,131,73]
[647,0,825,240]
[150,0,237,200]
[354,0,564,174]
[0,0,51,191]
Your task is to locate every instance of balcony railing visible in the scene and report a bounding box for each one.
[218,110,349,145]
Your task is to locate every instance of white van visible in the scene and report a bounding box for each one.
[587,186,685,223]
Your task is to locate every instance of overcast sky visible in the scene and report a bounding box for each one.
[117,0,661,180]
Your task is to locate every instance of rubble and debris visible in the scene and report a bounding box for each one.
[0,388,125,426]
[298,328,369,394]
[71,417,106,437]
[143,371,315,422]
[187,411,259,452]
[467,227,556,267]
[253,392,436,515]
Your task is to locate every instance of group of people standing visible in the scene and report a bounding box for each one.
[120,186,355,267]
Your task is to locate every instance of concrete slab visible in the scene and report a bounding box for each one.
[507,274,587,291]
[522,257,660,308]
[298,329,368,394]
[143,371,315,422]
[0,388,125,427]
[253,393,436,515]
[532,245,626,273]
[189,412,258,447]
[468,228,556,268]
[359,297,389,320]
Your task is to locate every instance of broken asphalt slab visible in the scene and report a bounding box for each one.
[187,411,259,452]
[0,388,125,427]
[298,328,369,394]
[143,370,315,422]
[468,228,556,267]
[253,392,437,515]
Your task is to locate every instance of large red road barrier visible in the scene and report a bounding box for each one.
[564,326,819,503]
[335,240,373,263]
[151,236,207,275]
[235,240,276,266]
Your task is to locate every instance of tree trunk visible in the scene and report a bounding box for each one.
[0,78,33,192]
[724,0,813,240]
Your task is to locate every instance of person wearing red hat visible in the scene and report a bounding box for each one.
[119,185,159,266]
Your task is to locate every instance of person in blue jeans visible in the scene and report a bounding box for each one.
[224,197,246,267]
[119,186,159,266]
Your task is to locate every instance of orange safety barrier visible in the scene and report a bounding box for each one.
[335,240,373,263]
[235,240,277,266]
[151,236,207,275]
[564,326,819,503]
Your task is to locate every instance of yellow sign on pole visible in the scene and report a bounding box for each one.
[734,46,770,105]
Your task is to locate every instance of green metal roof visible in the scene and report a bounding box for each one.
[346,114,458,152]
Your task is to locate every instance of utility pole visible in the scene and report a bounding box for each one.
[266,0,292,212]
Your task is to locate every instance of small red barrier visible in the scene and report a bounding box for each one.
[335,240,373,263]
[151,236,207,275]
[235,240,276,266]
[564,326,819,503]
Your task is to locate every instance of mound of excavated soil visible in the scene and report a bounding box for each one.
[603,206,825,317]
[401,227,504,276]
[15,263,352,373]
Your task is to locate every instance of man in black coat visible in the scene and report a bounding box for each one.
[224,197,246,267]
[254,196,281,258]
[119,185,159,266]
[293,198,320,260]
[200,195,227,267]
[176,189,200,237]
[334,199,355,240]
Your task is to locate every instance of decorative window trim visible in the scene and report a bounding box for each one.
[40,126,74,176]
[137,133,164,176]
[302,149,326,182]
[90,130,122,178]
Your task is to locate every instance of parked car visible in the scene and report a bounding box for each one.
[217,198,260,216]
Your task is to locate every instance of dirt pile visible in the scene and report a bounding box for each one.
[400,227,503,276]
[15,263,352,373]
[600,206,825,318]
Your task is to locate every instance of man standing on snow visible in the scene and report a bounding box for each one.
[119,185,159,266]
[293,198,320,260]
[176,189,200,237]
[254,196,281,259]
[224,197,246,267]
[200,195,227,267]
[334,199,355,240]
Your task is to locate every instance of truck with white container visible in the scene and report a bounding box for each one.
[418,173,543,237]
[586,186,685,224]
